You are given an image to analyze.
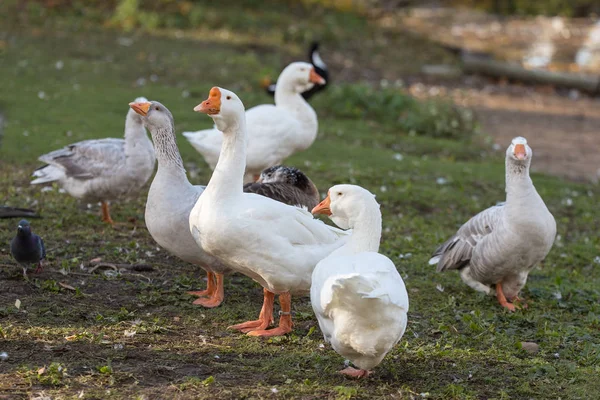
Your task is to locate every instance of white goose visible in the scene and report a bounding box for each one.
[128,100,230,307]
[31,97,156,224]
[189,87,349,337]
[429,137,556,311]
[183,62,325,183]
[311,185,409,379]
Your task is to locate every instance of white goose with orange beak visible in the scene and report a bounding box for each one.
[189,87,349,337]
[311,184,409,379]
[429,137,556,311]
[183,62,325,183]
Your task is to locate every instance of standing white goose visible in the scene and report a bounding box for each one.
[183,62,325,183]
[31,97,156,224]
[189,87,349,337]
[311,185,409,379]
[128,100,230,307]
[429,137,556,311]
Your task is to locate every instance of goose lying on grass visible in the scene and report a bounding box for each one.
[183,62,325,183]
[265,42,329,101]
[243,165,320,210]
[429,137,556,311]
[311,185,409,379]
[189,87,349,337]
[128,100,230,308]
[32,97,155,224]
[0,206,38,219]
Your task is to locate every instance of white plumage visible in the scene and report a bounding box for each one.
[183,62,324,183]
[311,184,409,377]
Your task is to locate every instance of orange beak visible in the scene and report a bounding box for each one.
[129,102,151,116]
[514,144,526,160]
[309,68,326,85]
[194,87,221,115]
[312,193,332,216]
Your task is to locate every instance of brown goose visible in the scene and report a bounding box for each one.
[243,165,320,210]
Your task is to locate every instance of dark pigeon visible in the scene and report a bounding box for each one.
[266,42,329,100]
[10,219,46,276]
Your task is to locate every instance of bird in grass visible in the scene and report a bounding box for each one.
[10,219,46,277]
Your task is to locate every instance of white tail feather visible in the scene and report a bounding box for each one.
[31,165,64,185]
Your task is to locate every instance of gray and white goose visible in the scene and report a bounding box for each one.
[129,100,231,308]
[429,137,556,311]
[31,97,156,224]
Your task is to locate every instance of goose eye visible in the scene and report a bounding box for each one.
[337,192,343,196]
[155,106,160,111]
[226,96,231,100]
[300,68,305,72]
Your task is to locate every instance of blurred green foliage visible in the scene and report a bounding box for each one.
[314,84,479,140]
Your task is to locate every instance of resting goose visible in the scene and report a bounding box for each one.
[265,42,329,100]
[189,87,349,337]
[183,62,325,183]
[243,165,320,210]
[429,137,556,311]
[311,185,409,378]
[128,100,230,308]
[31,97,156,224]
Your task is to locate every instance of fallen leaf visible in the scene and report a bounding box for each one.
[37,366,46,375]
[59,282,77,291]
[14,299,21,309]
[65,335,78,341]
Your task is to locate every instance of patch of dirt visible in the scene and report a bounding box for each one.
[408,78,600,182]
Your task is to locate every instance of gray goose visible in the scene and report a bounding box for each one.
[429,137,556,311]
[129,100,231,308]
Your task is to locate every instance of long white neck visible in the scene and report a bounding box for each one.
[275,85,318,147]
[205,116,247,198]
[505,157,543,218]
[151,125,186,179]
[344,206,382,254]
[123,112,152,161]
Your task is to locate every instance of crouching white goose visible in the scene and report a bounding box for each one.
[128,100,231,307]
[183,62,325,183]
[189,87,349,337]
[31,97,156,224]
[429,137,556,311]
[311,185,409,378]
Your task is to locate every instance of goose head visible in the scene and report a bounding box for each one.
[506,136,532,164]
[312,184,379,230]
[127,96,149,124]
[258,165,308,187]
[129,100,174,131]
[194,87,245,132]
[278,62,326,93]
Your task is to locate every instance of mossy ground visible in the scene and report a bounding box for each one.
[1,3,599,399]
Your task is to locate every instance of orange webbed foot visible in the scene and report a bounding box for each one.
[187,290,210,297]
[339,367,371,379]
[228,319,271,333]
[496,283,516,312]
[246,325,292,337]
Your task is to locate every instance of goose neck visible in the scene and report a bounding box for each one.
[206,118,247,197]
[345,208,382,254]
[151,125,185,174]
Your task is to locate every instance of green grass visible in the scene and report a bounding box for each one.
[1,6,600,400]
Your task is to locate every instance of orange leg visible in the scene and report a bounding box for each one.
[339,367,371,379]
[229,289,275,333]
[34,261,44,274]
[187,271,215,299]
[101,201,114,224]
[247,292,293,337]
[496,283,516,312]
[190,273,224,308]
